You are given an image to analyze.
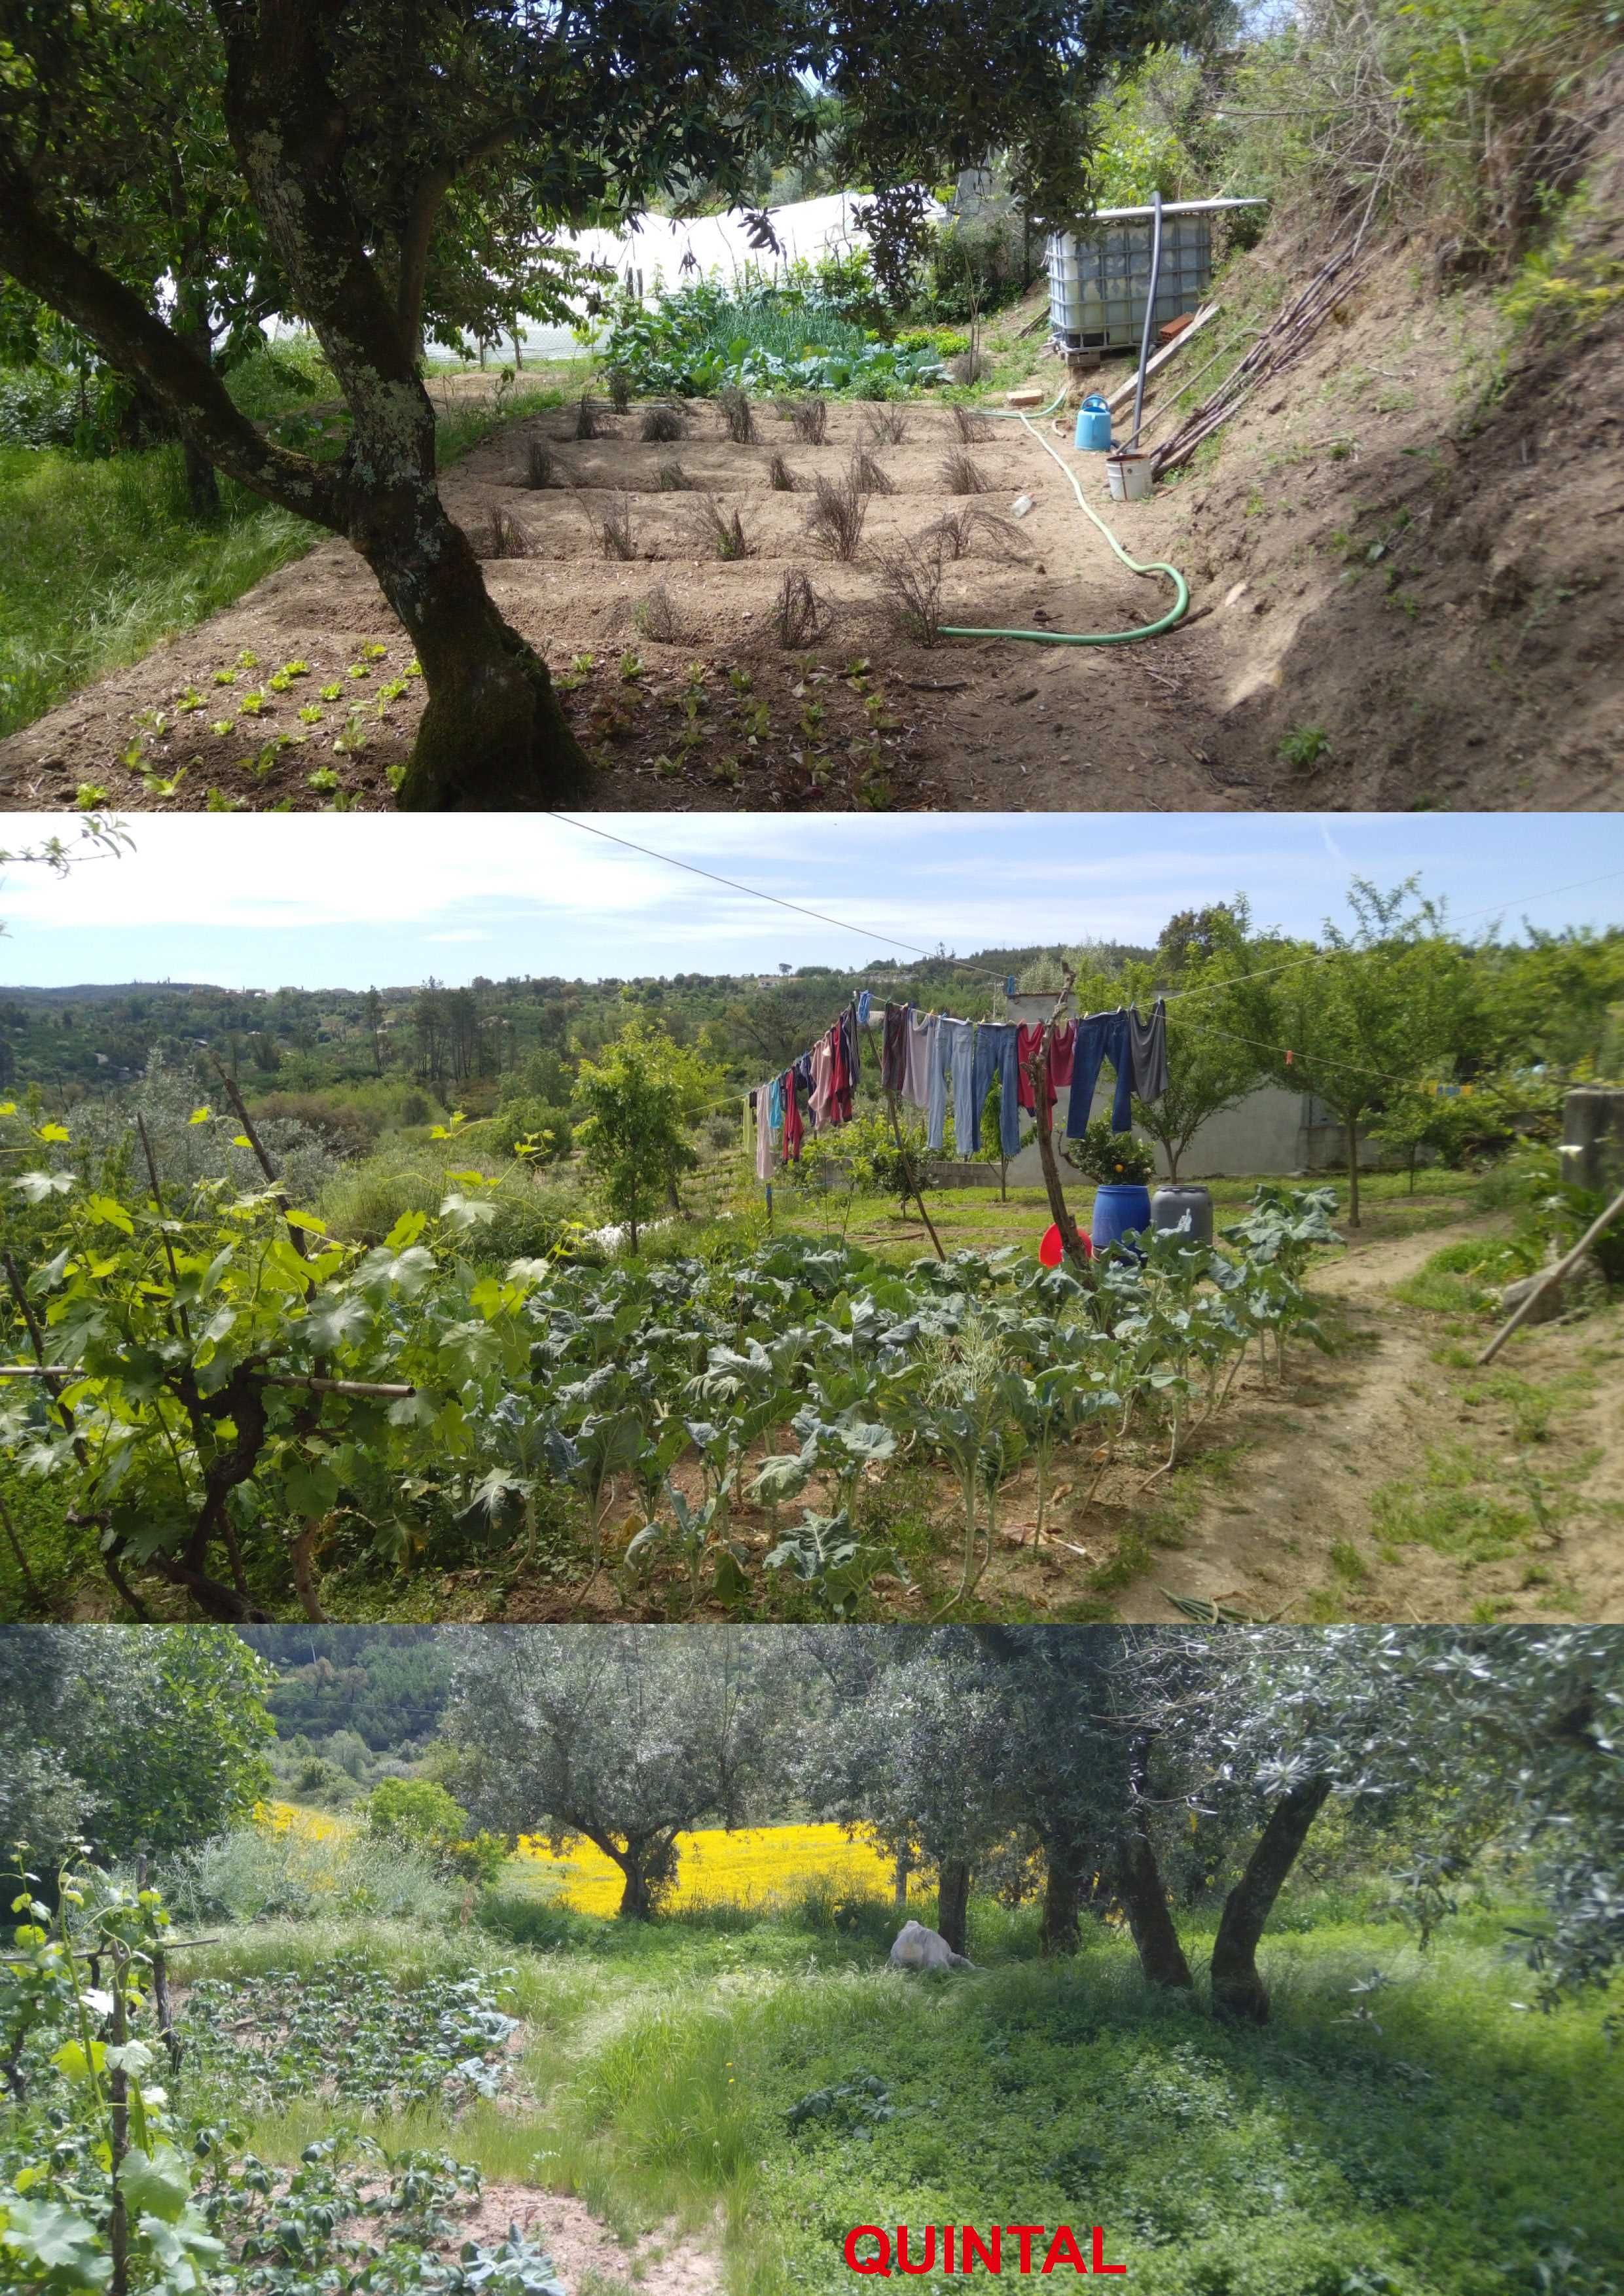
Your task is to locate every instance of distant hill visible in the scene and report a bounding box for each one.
[1,946,1157,1100]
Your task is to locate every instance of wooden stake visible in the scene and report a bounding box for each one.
[1476,1184,1624,1365]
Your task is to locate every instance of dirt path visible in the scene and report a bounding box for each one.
[1106,1215,1624,1624]
[460,2185,723,2296]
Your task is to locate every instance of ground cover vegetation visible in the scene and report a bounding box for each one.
[2,885,1620,1623]
[2,1623,1621,2296]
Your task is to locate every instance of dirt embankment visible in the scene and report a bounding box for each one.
[1136,168,1624,808]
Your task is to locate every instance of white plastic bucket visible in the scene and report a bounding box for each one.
[1106,450,1154,502]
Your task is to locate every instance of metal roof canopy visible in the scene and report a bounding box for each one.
[1079,197,1269,223]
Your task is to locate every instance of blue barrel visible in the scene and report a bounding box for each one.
[1091,1183,1153,1254]
[1074,393,1113,452]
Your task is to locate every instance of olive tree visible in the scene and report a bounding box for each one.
[0,0,1226,809]
[794,1637,1013,1955]
[447,1626,774,1916]
[1266,880,1477,1227]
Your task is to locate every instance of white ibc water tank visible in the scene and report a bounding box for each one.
[1047,198,1263,353]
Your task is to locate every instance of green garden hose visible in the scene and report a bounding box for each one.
[937,391,1190,647]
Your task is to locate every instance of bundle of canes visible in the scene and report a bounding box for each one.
[1151,239,1373,478]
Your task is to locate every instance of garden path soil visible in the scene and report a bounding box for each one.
[0,398,1219,813]
[1106,1215,1624,1625]
[455,2186,723,2296]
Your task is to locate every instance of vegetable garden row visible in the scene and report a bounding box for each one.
[2,1122,1340,1620]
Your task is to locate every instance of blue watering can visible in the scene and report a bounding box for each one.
[1074,393,1112,452]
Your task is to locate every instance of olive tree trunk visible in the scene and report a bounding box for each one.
[937,1859,970,1957]
[1115,1731,1193,1990]
[1209,1774,1333,2023]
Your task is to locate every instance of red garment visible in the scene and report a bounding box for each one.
[1016,1020,1076,1111]
[782,1069,803,1161]
[829,1020,854,1125]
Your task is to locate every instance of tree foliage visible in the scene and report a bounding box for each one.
[449,1627,774,1916]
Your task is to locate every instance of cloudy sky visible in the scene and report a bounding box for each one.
[2,812,1620,991]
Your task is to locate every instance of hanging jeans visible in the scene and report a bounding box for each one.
[971,1023,1022,1158]
[928,1018,975,1154]
[1066,1010,1134,1135]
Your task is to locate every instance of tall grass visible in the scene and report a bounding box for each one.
[0,443,314,738]
[0,379,567,740]
[166,1881,1624,2296]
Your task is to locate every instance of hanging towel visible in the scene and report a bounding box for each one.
[882,1001,908,1094]
[902,1009,935,1109]
[810,1033,837,1128]
[1127,999,1168,1103]
[755,1086,777,1179]
[1015,1022,1056,1113]
[782,1069,803,1161]
[831,1017,854,1124]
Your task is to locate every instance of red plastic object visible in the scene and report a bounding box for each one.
[1039,1223,1092,1266]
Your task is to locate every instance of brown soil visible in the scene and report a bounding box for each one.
[0,398,1208,814]
[456,2187,723,2296]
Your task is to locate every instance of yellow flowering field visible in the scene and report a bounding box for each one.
[515,1821,894,1917]
[257,1799,349,1840]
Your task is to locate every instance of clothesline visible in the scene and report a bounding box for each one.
[747,990,1171,1177]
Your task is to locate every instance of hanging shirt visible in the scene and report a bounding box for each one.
[856,990,871,1028]
[1051,1019,1076,1090]
[810,1033,837,1128]
[1127,999,1169,1102]
[902,1009,935,1109]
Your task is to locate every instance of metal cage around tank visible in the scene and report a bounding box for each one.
[1047,198,1266,353]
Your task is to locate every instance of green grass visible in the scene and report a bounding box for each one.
[175,1892,1624,2296]
[0,373,570,740]
[0,1456,95,1616]
[0,444,316,738]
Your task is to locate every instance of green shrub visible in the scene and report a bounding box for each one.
[1066,1115,1157,1185]
[168,1822,460,1926]
[318,1151,447,1244]
[475,1887,604,1953]
[488,1096,573,1162]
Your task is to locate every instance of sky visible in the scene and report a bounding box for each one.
[2,812,1621,993]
